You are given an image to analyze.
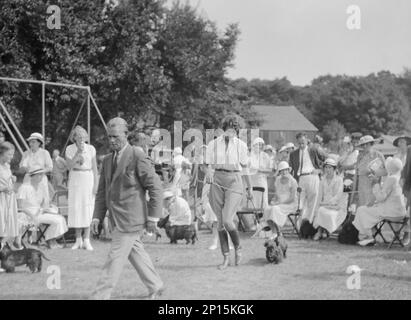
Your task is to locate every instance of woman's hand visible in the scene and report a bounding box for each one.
[205,168,214,184]
[11,175,17,183]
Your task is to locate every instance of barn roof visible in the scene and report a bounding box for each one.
[252,105,318,132]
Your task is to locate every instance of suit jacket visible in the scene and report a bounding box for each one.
[93,144,163,233]
[289,146,327,181]
[401,146,411,194]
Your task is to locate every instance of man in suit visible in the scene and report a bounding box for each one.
[289,132,327,224]
[401,145,411,247]
[91,117,164,300]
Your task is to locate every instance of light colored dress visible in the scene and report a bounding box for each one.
[263,176,298,227]
[65,143,96,228]
[314,174,348,233]
[248,151,271,208]
[353,175,406,238]
[355,149,386,206]
[0,163,19,237]
[17,183,68,241]
[20,148,53,205]
[167,196,192,226]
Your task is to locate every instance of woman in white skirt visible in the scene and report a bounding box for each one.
[353,157,406,246]
[248,137,271,208]
[65,126,98,250]
[253,161,298,237]
[313,158,347,240]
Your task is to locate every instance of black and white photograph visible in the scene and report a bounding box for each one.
[1,0,411,304]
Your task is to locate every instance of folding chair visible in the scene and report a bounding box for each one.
[236,187,265,232]
[373,216,409,248]
[286,187,302,239]
[21,223,50,246]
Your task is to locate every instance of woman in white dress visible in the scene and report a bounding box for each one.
[253,161,298,237]
[248,137,271,208]
[17,167,68,249]
[65,126,98,250]
[0,142,20,249]
[353,157,406,246]
[19,133,53,205]
[313,158,347,240]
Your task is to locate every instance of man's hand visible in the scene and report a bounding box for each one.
[146,221,157,234]
[91,218,100,235]
[205,168,214,184]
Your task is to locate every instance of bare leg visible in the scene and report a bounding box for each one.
[72,228,83,249]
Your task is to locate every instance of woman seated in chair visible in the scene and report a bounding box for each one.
[313,158,347,240]
[253,161,298,237]
[353,157,406,246]
[17,167,68,249]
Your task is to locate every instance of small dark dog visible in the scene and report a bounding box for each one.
[264,233,288,264]
[0,245,50,273]
[264,239,283,264]
[299,220,317,239]
[157,217,197,244]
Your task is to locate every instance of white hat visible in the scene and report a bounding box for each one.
[343,136,351,143]
[27,132,44,144]
[324,158,337,168]
[277,161,290,172]
[285,142,295,150]
[252,137,265,146]
[163,190,175,199]
[279,146,288,153]
[264,144,273,151]
[357,135,380,147]
[28,165,46,176]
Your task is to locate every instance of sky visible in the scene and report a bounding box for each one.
[185,0,411,86]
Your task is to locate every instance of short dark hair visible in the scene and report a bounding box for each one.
[0,141,15,156]
[221,114,245,132]
[296,132,307,140]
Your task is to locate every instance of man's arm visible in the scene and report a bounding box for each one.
[135,148,163,221]
[93,156,108,222]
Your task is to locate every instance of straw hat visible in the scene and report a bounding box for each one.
[285,142,295,150]
[252,137,265,146]
[356,135,380,147]
[393,135,411,147]
[264,144,274,151]
[28,165,46,176]
[323,158,337,168]
[277,161,290,172]
[163,190,175,199]
[27,132,44,144]
[173,147,182,155]
[279,146,288,153]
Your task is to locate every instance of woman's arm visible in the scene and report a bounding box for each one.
[282,183,297,204]
[44,150,53,173]
[65,145,81,170]
[328,177,344,205]
[373,177,394,203]
[91,148,98,195]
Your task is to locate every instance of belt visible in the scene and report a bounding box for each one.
[215,169,240,173]
[299,172,314,177]
[72,168,92,172]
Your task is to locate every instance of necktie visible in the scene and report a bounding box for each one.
[111,152,118,180]
[299,149,304,175]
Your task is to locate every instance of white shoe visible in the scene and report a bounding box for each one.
[208,243,218,250]
[83,239,94,251]
[358,238,376,246]
[71,239,83,250]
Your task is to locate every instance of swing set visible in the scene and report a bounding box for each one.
[0,76,107,155]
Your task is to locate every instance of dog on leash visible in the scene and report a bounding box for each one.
[264,234,288,264]
[0,244,50,273]
[157,217,197,244]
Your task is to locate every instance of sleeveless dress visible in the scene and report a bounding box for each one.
[66,144,96,228]
[263,176,298,227]
[0,163,19,237]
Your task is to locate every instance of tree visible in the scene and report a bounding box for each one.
[321,119,347,153]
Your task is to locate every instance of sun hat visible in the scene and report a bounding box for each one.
[27,132,44,144]
[343,136,351,143]
[285,142,295,150]
[323,158,337,168]
[163,190,175,199]
[29,165,46,176]
[173,147,182,155]
[356,135,380,147]
[277,161,290,172]
[393,135,411,147]
[252,137,265,146]
[279,146,288,153]
[264,144,274,151]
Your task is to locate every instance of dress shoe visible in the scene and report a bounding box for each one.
[71,238,83,250]
[218,255,230,270]
[83,239,94,251]
[146,286,165,299]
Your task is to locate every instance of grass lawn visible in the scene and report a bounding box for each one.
[1,228,411,300]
